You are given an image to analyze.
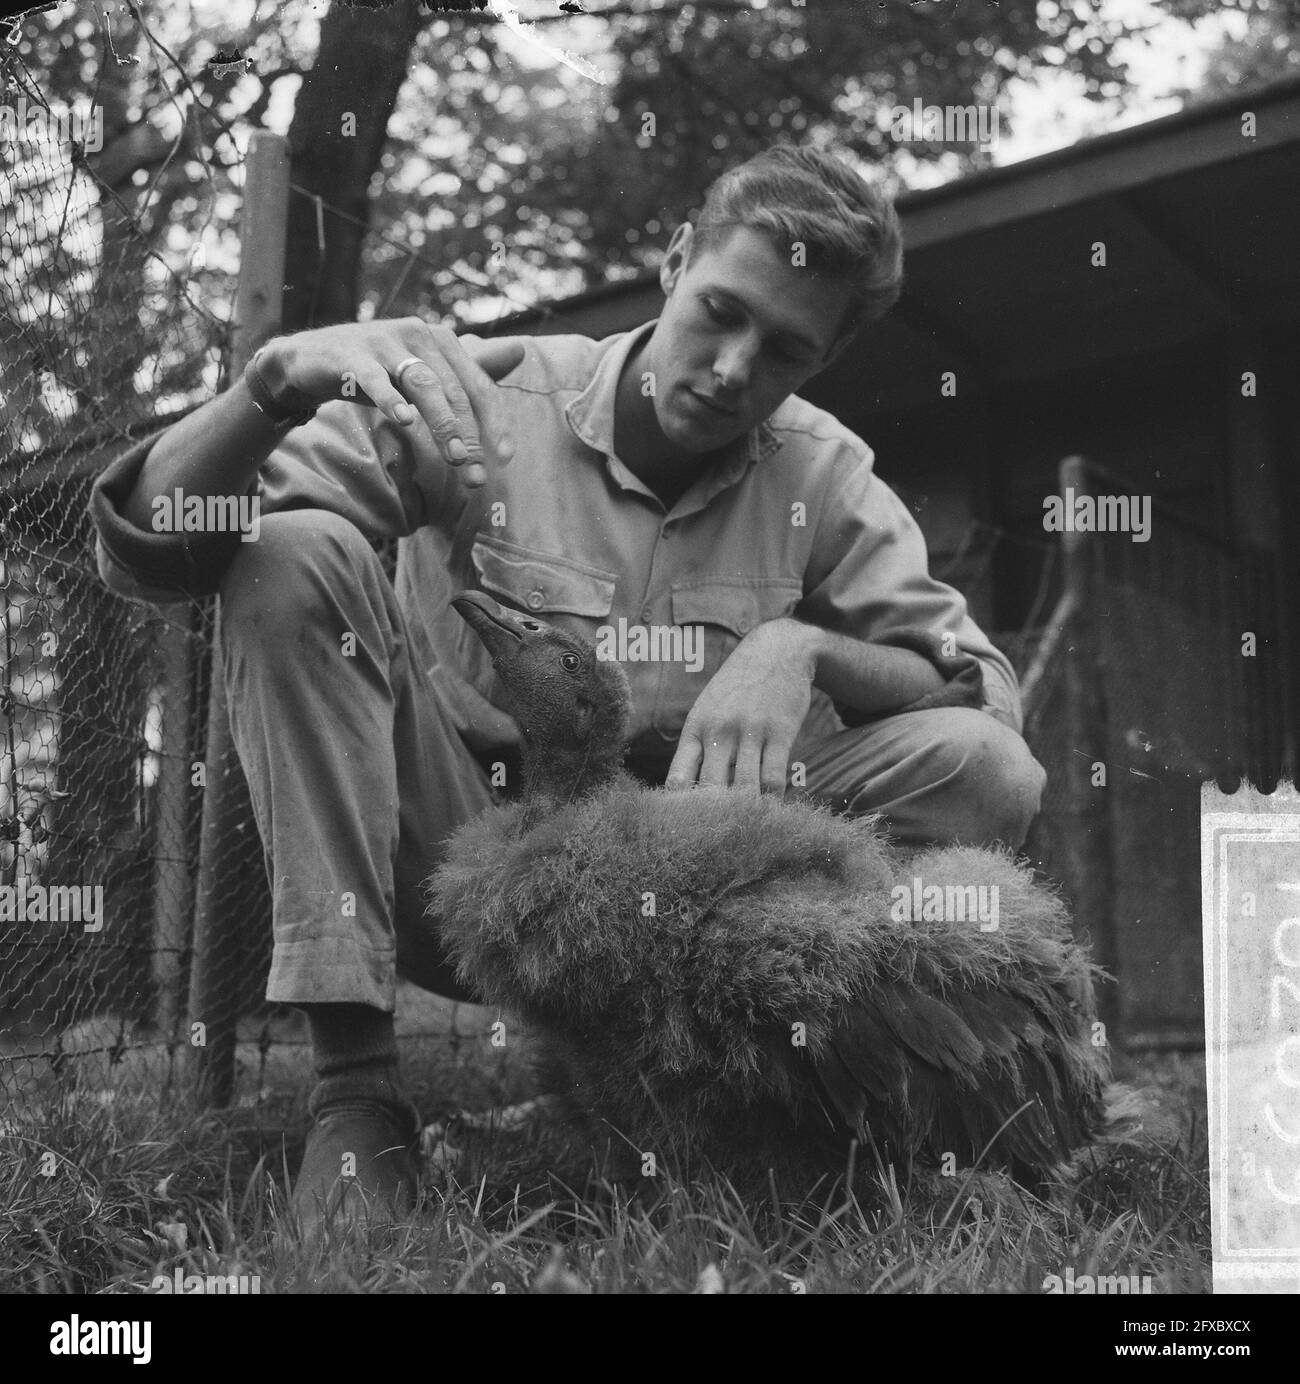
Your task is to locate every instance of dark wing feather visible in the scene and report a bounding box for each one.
[811,1043,873,1135]
[871,984,986,1072]
[813,977,1102,1171]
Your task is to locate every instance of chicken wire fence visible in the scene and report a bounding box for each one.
[1,36,237,1104]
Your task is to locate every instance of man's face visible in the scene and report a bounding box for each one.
[645,223,851,455]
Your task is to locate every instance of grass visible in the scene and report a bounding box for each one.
[0,995,1210,1296]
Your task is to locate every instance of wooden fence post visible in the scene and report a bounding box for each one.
[1058,454,1118,1036]
[188,130,290,1105]
[150,607,194,1043]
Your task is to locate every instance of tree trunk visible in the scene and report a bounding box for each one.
[283,0,429,330]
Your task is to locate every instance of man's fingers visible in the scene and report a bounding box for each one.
[732,738,764,796]
[698,737,735,788]
[352,362,417,427]
[670,722,790,793]
[394,352,486,477]
[760,738,793,797]
[665,734,703,791]
[442,336,524,464]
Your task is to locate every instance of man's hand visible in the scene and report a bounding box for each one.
[259,318,523,489]
[665,618,821,796]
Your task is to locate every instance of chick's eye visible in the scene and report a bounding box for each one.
[560,652,581,673]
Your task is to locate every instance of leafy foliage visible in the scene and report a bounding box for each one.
[369,0,1145,321]
[1166,0,1300,99]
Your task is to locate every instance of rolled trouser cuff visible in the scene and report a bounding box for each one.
[266,935,397,1010]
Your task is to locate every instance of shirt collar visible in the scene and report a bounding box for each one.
[564,318,784,495]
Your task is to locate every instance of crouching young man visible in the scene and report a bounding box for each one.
[89,144,1045,1236]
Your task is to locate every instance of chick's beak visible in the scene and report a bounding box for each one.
[451,589,528,663]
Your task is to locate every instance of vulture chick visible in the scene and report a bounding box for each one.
[427,592,1110,1180]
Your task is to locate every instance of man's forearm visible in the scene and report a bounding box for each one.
[780,618,948,718]
[119,325,524,537]
[122,373,288,533]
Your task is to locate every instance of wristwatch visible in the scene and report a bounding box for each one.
[243,345,319,429]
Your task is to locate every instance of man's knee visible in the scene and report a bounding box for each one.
[808,707,1046,848]
[220,509,381,644]
[922,708,1046,845]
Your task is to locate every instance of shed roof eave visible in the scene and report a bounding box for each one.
[900,74,1300,250]
[478,75,1300,333]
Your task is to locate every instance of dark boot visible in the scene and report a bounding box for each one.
[293,1090,422,1241]
[293,1004,421,1241]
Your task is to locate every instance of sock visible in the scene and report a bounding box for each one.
[300,1003,418,1132]
[304,1002,398,1074]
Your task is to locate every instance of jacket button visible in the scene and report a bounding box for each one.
[526,590,544,610]
[640,606,652,623]
[736,616,751,634]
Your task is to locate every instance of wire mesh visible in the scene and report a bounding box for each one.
[0,27,231,1103]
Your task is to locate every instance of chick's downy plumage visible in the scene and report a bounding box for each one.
[429,593,1109,1178]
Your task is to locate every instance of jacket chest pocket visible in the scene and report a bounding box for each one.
[469,535,617,623]
[669,577,804,679]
